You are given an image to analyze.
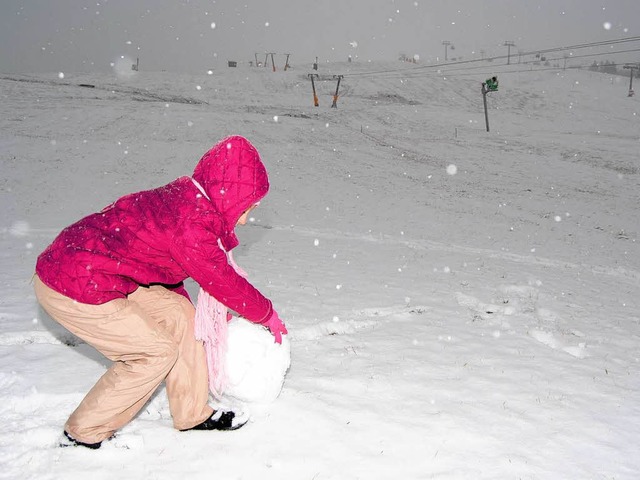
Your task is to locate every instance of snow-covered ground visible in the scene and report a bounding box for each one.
[1,60,639,479]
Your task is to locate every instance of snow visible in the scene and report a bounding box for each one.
[224,318,290,404]
[1,61,639,479]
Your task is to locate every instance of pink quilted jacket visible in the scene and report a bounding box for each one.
[35,136,273,323]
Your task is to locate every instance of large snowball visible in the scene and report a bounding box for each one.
[225,318,291,403]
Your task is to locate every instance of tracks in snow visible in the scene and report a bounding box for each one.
[259,223,640,285]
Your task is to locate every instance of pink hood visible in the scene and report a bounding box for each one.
[35,136,273,323]
[193,135,269,251]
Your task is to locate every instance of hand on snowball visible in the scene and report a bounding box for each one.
[262,310,288,344]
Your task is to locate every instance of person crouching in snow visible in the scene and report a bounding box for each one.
[33,135,287,449]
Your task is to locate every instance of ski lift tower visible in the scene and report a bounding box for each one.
[503,41,515,65]
[623,63,639,97]
[442,40,451,61]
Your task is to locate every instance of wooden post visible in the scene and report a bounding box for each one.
[284,53,291,71]
[269,53,276,72]
[308,73,319,107]
[331,75,343,108]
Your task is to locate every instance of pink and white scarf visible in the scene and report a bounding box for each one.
[194,241,248,398]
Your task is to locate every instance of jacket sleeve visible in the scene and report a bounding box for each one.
[170,222,273,324]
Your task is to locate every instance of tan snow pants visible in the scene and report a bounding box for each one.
[33,276,213,444]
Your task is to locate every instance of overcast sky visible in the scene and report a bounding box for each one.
[1,0,638,73]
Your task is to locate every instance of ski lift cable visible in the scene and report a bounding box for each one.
[346,36,640,79]
[345,46,640,81]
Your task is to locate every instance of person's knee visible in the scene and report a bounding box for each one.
[146,334,179,371]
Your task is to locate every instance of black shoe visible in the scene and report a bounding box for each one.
[181,410,248,432]
[61,430,102,449]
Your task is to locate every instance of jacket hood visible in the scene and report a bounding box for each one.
[192,135,269,250]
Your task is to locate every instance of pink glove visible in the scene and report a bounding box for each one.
[262,310,288,344]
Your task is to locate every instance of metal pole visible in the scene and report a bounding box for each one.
[482,83,490,132]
